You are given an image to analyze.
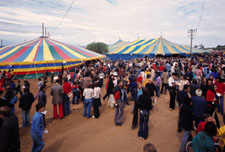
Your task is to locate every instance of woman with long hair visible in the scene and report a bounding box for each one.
[137,88,153,139]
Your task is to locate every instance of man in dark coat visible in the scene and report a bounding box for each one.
[0,106,20,152]
[177,84,190,106]
[145,79,157,102]
[19,87,34,128]
[179,96,194,152]
[192,89,209,127]
[177,84,190,132]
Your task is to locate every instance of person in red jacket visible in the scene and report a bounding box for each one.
[137,74,143,84]
[206,85,216,115]
[214,77,225,114]
[63,78,72,116]
[206,84,221,127]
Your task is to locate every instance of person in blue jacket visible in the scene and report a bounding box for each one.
[31,103,45,152]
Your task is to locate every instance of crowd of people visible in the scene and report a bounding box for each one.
[0,50,225,151]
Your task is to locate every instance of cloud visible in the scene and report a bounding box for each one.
[0,0,225,47]
[105,0,117,5]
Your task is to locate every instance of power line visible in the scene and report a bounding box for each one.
[197,0,206,30]
[52,0,76,35]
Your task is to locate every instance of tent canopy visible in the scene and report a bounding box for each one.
[107,36,208,60]
[0,37,104,78]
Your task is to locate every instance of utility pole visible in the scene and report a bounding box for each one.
[188,29,197,57]
[42,23,44,37]
[0,39,2,48]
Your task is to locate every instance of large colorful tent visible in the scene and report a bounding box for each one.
[108,39,130,54]
[0,37,104,79]
[107,36,207,60]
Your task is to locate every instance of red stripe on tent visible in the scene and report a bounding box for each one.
[45,39,71,60]
[4,40,40,62]
[0,39,38,54]
[0,46,13,54]
[33,39,43,61]
[50,39,95,57]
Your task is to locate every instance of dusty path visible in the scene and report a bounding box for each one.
[18,79,185,152]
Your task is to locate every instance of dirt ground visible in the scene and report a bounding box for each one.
[14,78,223,152]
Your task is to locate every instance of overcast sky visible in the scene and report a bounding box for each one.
[0,0,224,47]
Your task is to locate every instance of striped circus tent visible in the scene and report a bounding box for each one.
[108,39,130,54]
[107,36,207,60]
[0,37,104,79]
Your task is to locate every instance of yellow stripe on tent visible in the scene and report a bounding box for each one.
[110,40,141,54]
[174,45,190,54]
[0,39,37,59]
[156,39,163,55]
[161,39,178,54]
[0,38,38,51]
[122,39,154,54]
[123,45,138,54]
[43,39,54,61]
[143,45,156,54]
[50,39,86,59]
[110,41,126,50]
[24,39,42,62]
[182,45,201,53]
[133,38,159,54]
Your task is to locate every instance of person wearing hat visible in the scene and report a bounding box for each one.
[192,89,209,127]
[179,95,194,152]
[30,103,46,152]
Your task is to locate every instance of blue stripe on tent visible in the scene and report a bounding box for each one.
[162,39,186,54]
[141,39,153,45]
[161,40,172,55]
[35,40,44,61]
[109,47,118,53]
[171,46,185,54]
[178,45,192,53]
[0,61,82,69]
[151,45,159,54]
[50,39,99,57]
[114,40,145,54]
[138,39,160,54]
[130,40,144,46]
[57,45,80,59]
[0,46,17,56]
[117,46,131,54]
[128,45,142,54]
[14,46,35,62]
[138,45,151,54]
[0,47,24,62]
[162,46,171,55]
[111,40,122,46]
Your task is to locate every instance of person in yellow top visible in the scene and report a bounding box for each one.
[143,74,151,88]
[145,68,151,78]
[218,115,225,151]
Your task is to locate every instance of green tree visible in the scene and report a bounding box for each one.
[86,42,108,54]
